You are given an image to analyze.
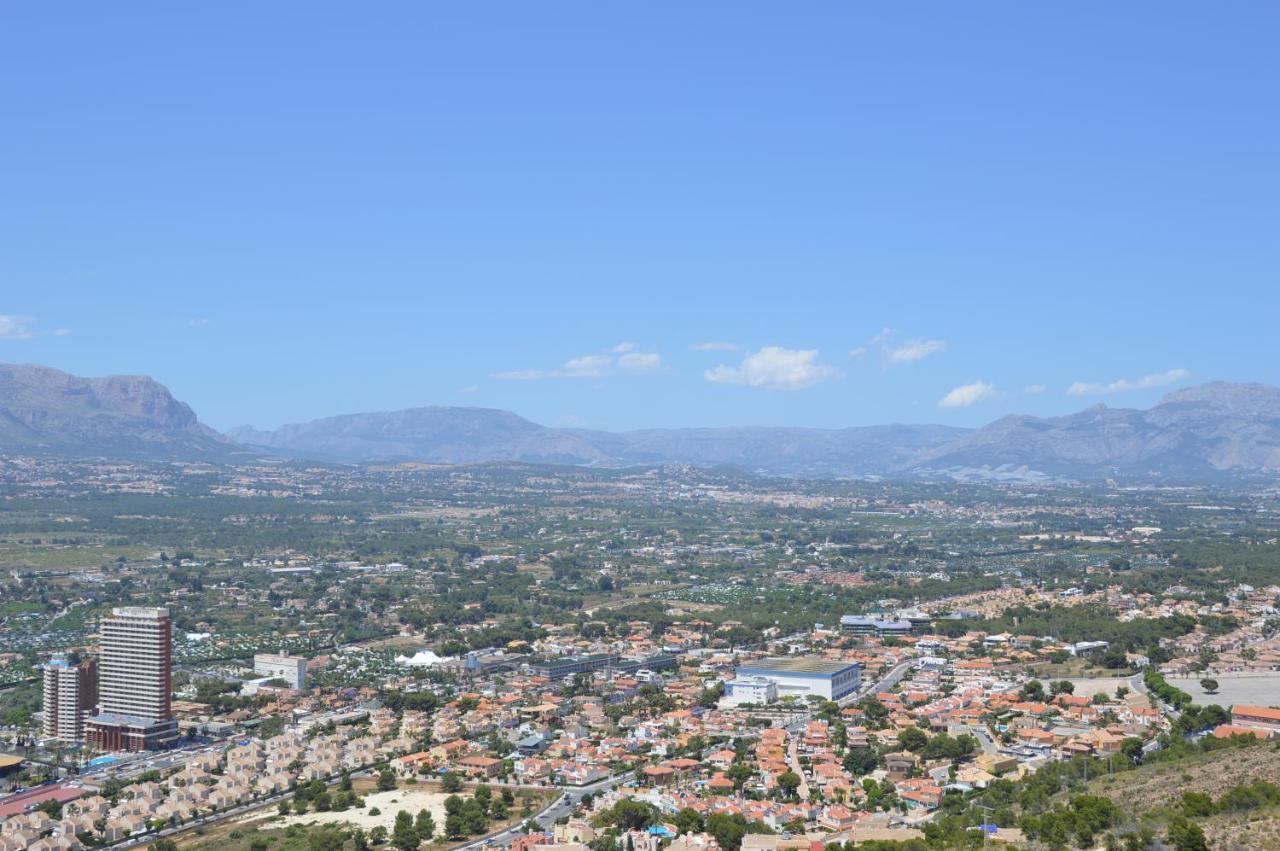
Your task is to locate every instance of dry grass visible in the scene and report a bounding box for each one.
[1202,807,1280,850]
[1085,743,1280,814]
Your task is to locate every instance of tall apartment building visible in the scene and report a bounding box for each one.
[42,656,97,742]
[86,607,179,751]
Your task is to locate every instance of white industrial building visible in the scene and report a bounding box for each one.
[734,657,862,701]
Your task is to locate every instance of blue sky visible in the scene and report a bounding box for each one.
[2,3,1276,432]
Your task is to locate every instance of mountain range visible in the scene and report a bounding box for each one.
[0,363,232,459]
[4,362,1280,480]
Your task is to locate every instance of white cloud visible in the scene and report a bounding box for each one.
[848,346,868,358]
[691,341,738,351]
[870,327,895,345]
[1067,368,1191,397]
[885,338,946,364]
[493,345,664,381]
[1025,384,1046,395]
[0,315,34,340]
[938,380,996,408]
[617,351,662,373]
[188,317,210,328]
[559,354,614,378]
[52,328,72,337]
[705,346,839,391]
[460,385,479,394]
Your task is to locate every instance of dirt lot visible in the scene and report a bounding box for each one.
[269,784,453,832]
[1167,673,1280,707]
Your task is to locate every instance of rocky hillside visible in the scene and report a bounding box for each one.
[913,382,1280,479]
[0,363,231,458]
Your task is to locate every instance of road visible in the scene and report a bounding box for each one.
[785,737,810,800]
[860,661,912,704]
[783,660,912,735]
[968,724,998,755]
[457,771,635,850]
[1128,671,1181,719]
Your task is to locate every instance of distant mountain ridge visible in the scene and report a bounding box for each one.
[0,363,231,458]
[231,381,1280,480]
[913,382,1280,478]
[4,363,1279,480]
[228,407,613,465]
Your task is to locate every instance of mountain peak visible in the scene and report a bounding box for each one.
[0,362,227,458]
[1157,380,1280,412]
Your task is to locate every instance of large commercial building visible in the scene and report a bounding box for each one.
[253,653,307,690]
[42,656,97,743]
[840,615,915,638]
[86,607,179,751]
[734,657,862,701]
[529,652,678,680]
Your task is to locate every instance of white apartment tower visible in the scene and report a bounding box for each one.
[41,656,97,742]
[86,607,179,751]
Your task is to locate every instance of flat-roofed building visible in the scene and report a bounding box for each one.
[735,657,862,701]
[840,615,914,638]
[723,675,778,707]
[253,653,307,689]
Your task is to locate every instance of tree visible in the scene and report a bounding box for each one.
[1199,678,1219,694]
[674,808,704,834]
[726,761,753,790]
[843,748,878,776]
[1167,816,1209,851]
[393,810,420,851]
[441,771,464,793]
[1103,647,1129,669]
[1019,680,1046,702]
[378,769,397,792]
[776,770,801,800]
[898,727,929,752]
[278,799,291,815]
[415,808,436,840]
[462,798,488,834]
[1049,680,1075,696]
[600,798,656,831]
[1180,792,1216,818]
